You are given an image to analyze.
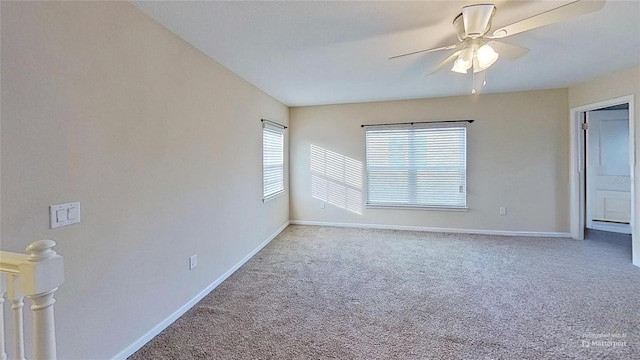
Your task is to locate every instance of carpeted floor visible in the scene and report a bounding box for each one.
[129,225,639,359]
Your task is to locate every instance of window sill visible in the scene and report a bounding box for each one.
[263,190,285,203]
[366,204,468,212]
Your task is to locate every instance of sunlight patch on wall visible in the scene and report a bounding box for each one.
[310,144,363,214]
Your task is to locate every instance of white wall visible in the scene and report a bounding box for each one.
[1,2,288,358]
[569,64,640,265]
[290,89,569,234]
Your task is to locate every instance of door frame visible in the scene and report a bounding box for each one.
[569,94,637,266]
[585,109,631,234]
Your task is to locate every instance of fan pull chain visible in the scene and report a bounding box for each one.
[471,71,476,94]
[483,70,487,86]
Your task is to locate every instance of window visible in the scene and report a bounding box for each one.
[263,121,285,201]
[365,125,467,209]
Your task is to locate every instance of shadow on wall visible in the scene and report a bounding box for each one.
[310,144,363,214]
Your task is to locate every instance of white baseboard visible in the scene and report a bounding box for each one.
[112,221,290,360]
[289,220,571,238]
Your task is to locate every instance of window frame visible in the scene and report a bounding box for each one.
[262,121,286,202]
[364,123,468,210]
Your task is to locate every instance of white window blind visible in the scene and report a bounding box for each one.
[365,125,467,209]
[263,123,285,201]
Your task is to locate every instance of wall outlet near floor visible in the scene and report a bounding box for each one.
[189,254,198,270]
[320,201,325,209]
[499,207,507,215]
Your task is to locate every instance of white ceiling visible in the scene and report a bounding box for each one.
[132,0,640,107]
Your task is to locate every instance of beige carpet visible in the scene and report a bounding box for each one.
[130,225,639,359]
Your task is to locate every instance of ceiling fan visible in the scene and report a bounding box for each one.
[390,0,606,92]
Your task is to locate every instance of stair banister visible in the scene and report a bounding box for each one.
[0,240,64,360]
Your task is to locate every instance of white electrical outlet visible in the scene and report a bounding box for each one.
[320,201,325,209]
[189,254,198,270]
[499,207,506,215]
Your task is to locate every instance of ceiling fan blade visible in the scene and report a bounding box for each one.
[486,40,529,61]
[389,44,459,60]
[462,4,495,38]
[491,0,605,39]
[424,51,461,77]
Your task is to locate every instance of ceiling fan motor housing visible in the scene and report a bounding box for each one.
[454,4,496,41]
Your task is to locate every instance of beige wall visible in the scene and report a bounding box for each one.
[290,89,570,233]
[569,65,640,108]
[1,2,288,359]
[569,64,640,265]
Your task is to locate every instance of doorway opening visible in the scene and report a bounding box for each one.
[570,95,637,266]
[585,104,631,235]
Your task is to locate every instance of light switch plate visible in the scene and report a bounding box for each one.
[189,254,198,270]
[50,202,81,229]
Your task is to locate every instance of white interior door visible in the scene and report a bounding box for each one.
[586,109,631,234]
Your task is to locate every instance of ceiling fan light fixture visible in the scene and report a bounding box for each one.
[451,46,473,74]
[451,58,470,74]
[476,44,499,69]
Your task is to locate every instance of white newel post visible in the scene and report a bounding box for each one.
[29,290,57,360]
[18,240,64,360]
